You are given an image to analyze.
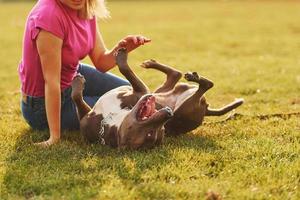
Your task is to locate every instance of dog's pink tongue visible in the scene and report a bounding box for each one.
[147,96,156,116]
[141,96,156,120]
[144,102,152,118]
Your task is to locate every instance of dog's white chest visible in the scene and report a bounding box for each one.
[93,87,130,127]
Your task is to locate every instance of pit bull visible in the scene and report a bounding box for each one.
[71,48,244,149]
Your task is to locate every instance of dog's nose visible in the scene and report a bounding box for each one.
[164,106,173,117]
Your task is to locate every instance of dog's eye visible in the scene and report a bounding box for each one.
[123,106,132,111]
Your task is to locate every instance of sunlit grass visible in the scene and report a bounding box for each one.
[0,1,299,199]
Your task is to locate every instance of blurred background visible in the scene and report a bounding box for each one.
[0,1,299,199]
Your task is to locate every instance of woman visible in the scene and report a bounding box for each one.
[18,0,150,147]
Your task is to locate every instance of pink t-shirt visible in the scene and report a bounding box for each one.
[18,0,96,97]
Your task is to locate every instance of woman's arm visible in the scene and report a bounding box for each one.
[89,27,115,72]
[36,30,63,147]
[89,25,151,72]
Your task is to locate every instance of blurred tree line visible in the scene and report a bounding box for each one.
[1,0,193,2]
[1,0,118,1]
[1,0,181,1]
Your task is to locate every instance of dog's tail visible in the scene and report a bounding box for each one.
[205,98,244,116]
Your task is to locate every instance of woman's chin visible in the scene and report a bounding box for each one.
[70,4,85,10]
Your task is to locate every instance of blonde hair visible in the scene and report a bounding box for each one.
[81,0,110,19]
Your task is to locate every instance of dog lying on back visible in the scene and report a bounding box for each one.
[71,48,243,149]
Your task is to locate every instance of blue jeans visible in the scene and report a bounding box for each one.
[21,63,130,130]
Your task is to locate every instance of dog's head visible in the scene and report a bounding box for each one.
[117,94,173,149]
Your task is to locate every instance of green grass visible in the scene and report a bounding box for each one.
[0,1,300,199]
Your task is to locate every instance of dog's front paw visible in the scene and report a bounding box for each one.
[115,48,128,66]
[71,74,85,101]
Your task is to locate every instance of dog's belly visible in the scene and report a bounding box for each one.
[155,84,198,111]
[173,88,198,110]
[92,86,132,127]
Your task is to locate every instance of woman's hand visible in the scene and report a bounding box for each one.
[34,135,60,147]
[116,35,151,53]
[89,29,151,72]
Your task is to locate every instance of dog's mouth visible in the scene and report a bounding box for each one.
[137,95,158,121]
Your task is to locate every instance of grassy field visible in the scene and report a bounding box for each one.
[0,0,300,199]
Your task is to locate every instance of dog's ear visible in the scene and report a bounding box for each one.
[80,113,104,144]
[117,133,128,150]
[104,126,119,148]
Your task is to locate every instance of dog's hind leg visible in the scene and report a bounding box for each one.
[141,60,182,93]
[116,48,149,94]
[183,72,214,98]
[71,74,92,120]
[184,72,244,116]
[164,72,214,135]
